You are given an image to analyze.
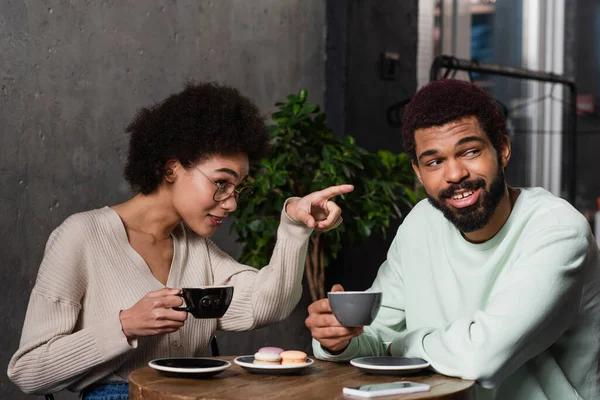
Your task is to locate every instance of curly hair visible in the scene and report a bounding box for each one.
[124,82,270,194]
[402,79,507,162]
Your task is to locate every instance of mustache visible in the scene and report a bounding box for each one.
[439,178,486,199]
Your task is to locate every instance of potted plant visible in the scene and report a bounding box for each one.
[231,89,419,302]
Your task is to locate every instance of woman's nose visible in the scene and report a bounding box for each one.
[220,194,238,212]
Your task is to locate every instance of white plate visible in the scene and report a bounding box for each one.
[350,356,430,375]
[149,357,231,377]
[234,355,314,374]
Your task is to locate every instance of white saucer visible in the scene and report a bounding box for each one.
[149,357,231,377]
[234,355,314,374]
[350,356,430,375]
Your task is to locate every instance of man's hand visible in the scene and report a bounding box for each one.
[305,284,364,353]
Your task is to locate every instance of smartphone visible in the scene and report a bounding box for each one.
[342,381,431,398]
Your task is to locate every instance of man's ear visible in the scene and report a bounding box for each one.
[163,159,179,183]
[412,160,423,185]
[498,136,511,168]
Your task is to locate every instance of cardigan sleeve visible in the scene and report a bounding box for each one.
[210,199,313,331]
[7,215,135,395]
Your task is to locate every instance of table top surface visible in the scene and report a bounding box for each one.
[129,356,475,400]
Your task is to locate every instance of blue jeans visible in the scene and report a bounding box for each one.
[81,383,129,400]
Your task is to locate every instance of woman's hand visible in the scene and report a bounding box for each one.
[286,184,354,231]
[119,288,188,340]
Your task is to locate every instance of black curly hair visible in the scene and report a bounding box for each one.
[124,82,270,194]
[402,79,507,163]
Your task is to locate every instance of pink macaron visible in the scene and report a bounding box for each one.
[253,351,282,364]
[258,346,284,354]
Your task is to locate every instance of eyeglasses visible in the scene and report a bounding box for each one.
[191,164,253,203]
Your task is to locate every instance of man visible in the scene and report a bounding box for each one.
[306,79,600,399]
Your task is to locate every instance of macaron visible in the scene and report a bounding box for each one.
[253,351,281,365]
[258,346,284,354]
[280,350,307,365]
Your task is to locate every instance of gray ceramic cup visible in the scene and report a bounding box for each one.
[328,291,382,327]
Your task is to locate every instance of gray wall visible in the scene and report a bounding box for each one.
[326,0,418,154]
[0,1,325,398]
[324,0,418,290]
[572,0,600,212]
[344,0,418,155]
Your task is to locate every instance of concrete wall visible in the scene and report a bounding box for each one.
[0,1,325,398]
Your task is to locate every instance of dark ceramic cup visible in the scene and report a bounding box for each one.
[174,286,234,318]
[328,291,382,327]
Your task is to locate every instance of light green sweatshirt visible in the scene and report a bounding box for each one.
[314,188,600,400]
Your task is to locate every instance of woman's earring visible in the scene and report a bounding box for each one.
[164,168,173,176]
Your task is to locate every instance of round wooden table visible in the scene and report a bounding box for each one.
[129,356,475,399]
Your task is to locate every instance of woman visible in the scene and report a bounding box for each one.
[8,82,353,399]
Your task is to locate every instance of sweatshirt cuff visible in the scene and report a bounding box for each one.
[279,197,313,240]
[92,312,138,361]
[389,328,433,359]
[312,338,360,362]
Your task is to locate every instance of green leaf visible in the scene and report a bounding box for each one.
[323,161,336,176]
[356,219,372,237]
[341,164,352,179]
[302,103,318,115]
[404,188,417,204]
[273,172,287,186]
[298,89,307,103]
[392,203,403,218]
[344,157,364,170]
[248,219,264,232]
[315,113,327,125]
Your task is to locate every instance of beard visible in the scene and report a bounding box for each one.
[426,167,506,233]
